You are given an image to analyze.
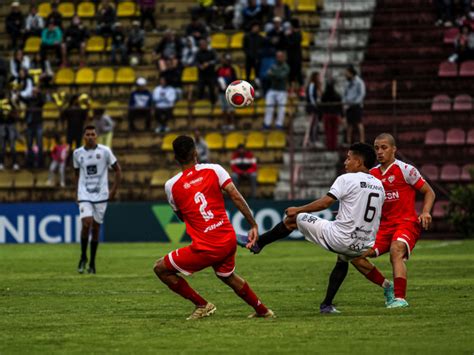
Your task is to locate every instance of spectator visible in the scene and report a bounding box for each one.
[153,29,182,71]
[285,19,304,97]
[25,87,45,168]
[260,0,274,25]
[0,56,8,95]
[127,21,145,59]
[305,71,322,146]
[243,22,264,82]
[46,3,63,30]
[152,76,177,133]
[242,0,262,30]
[231,144,257,198]
[435,0,471,27]
[215,0,235,29]
[110,22,127,65]
[259,36,277,92]
[343,65,366,144]
[61,15,89,67]
[320,80,343,151]
[271,0,291,25]
[61,94,88,150]
[6,2,24,50]
[192,0,216,27]
[185,17,208,42]
[263,50,289,129]
[138,0,158,32]
[25,5,44,38]
[93,108,115,147]
[41,21,62,65]
[266,16,286,50]
[96,0,116,38]
[449,24,474,62]
[10,49,31,79]
[0,95,20,171]
[181,36,198,67]
[128,77,153,131]
[160,58,183,96]
[196,39,217,104]
[194,129,209,163]
[47,134,69,187]
[216,54,237,130]
[30,53,54,89]
[16,67,34,102]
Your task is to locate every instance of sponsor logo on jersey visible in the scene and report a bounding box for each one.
[189,177,204,186]
[96,154,101,159]
[183,183,191,189]
[360,182,367,188]
[409,167,417,177]
[385,190,400,200]
[388,175,395,183]
[204,219,224,233]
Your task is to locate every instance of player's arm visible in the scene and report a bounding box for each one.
[109,162,122,200]
[74,168,80,203]
[418,181,436,230]
[286,194,337,217]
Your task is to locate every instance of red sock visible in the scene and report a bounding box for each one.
[365,267,385,286]
[236,282,268,315]
[168,277,208,307]
[394,277,407,299]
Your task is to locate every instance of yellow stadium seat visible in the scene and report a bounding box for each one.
[0,172,14,188]
[86,36,105,52]
[246,131,265,149]
[255,98,266,115]
[192,100,212,116]
[225,132,246,149]
[115,67,136,84]
[117,1,136,17]
[210,33,229,49]
[43,102,60,119]
[173,100,189,116]
[302,31,312,48]
[75,67,95,85]
[77,2,96,18]
[205,132,224,149]
[267,131,286,149]
[151,169,171,187]
[106,101,126,117]
[297,0,317,12]
[230,32,244,49]
[233,65,241,78]
[15,140,27,153]
[35,171,52,188]
[235,104,254,117]
[95,67,115,84]
[162,133,179,151]
[181,66,198,83]
[38,3,51,18]
[241,66,256,81]
[24,37,41,53]
[15,171,35,188]
[257,167,279,184]
[58,2,75,18]
[283,0,296,10]
[54,68,75,85]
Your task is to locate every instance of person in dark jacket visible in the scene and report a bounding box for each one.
[96,0,116,38]
[196,39,217,104]
[61,94,88,151]
[61,15,89,67]
[138,0,158,32]
[321,81,343,151]
[243,22,264,82]
[153,29,183,72]
[305,71,322,146]
[46,2,63,29]
[0,94,20,170]
[185,17,208,42]
[6,2,24,50]
[242,0,262,30]
[216,54,237,130]
[25,87,45,167]
[110,22,127,65]
[285,19,304,97]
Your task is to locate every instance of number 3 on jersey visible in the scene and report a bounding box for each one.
[194,192,214,221]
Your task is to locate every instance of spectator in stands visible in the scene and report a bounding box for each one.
[16,67,34,101]
[285,18,304,97]
[46,3,63,30]
[161,58,183,97]
[152,76,177,133]
[6,2,24,50]
[185,16,208,42]
[0,57,8,96]
[0,94,20,171]
[25,87,45,168]
[320,80,343,151]
[96,0,116,38]
[435,0,471,27]
[194,129,210,163]
[47,134,69,187]
[259,36,277,93]
[93,108,115,147]
[153,29,182,71]
[61,94,88,150]
[110,22,128,65]
[260,0,274,25]
[216,54,237,130]
[127,21,145,60]
[41,21,63,65]
[128,77,153,131]
[231,144,257,198]
[343,65,366,144]
[449,24,474,62]
[10,49,30,80]
[30,53,54,89]
[305,71,322,146]
[263,50,289,130]
[61,15,89,68]
[25,5,44,38]
[181,36,199,67]
[215,0,235,29]
[196,39,217,105]
[138,0,158,32]
[266,17,286,50]
[242,0,262,30]
[192,0,217,27]
[243,22,264,83]
[271,0,291,25]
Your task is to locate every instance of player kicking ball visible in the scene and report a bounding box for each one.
[238,143,395,313]
[153,135,274,320]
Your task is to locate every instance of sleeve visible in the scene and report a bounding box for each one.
[400,163,425,190]
[73,150,80,169]
[213,164,232,188]
[165,181,178,211]
[106,147,118,167]
[328,175,348,201]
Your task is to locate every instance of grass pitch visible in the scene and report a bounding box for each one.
[1,240,474,354]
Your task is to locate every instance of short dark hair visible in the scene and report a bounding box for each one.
[349,142,376,169]
[173,135,196,165]
[83,125,96,133]
[346,64,357,76]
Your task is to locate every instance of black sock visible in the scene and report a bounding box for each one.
[257,222,292,249]
[321,259,349,306]
[81,237,88,260]
[90,241,99,267]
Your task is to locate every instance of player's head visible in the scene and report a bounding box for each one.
[374,133,397,165]
[83,125,97,147]
[173,135,198,166]
[345,65,357,80]
[345,142,376,172]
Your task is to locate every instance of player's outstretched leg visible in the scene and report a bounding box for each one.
[88,221,101,274]
[320,257,349,314]
[153,258,215,320]
[387,241,409,308]
[219,273,275,318]
[236,220,294,254]
[78,217,92,274]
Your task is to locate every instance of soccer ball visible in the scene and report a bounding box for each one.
[225,80,255,108]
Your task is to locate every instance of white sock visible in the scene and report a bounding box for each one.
[382,279,391,288]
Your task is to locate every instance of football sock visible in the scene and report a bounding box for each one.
[364,267,387,287]
[235,282,268,315]
[321,260,349,306]
[168,277,208,307]
[257,222,292,249]
[80,236,88,260]
[90,241,99,267]
[394,277,407,299]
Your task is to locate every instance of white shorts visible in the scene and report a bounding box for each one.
[79,202,108,224]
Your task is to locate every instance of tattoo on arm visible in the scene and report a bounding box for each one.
[224,183,257,227]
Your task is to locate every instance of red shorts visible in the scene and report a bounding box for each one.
[164,242,236,277]
[373,222,422,259]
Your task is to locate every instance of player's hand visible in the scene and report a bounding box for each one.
[285,206,299,218]
[109,189,117,201]
[418,212,432,230]
[246,225,259,249]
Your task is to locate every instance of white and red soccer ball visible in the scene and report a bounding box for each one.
[225,80,255,108]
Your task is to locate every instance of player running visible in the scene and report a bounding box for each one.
[238,143,394,312]
[74,125,122,274]
[153,135,274,320]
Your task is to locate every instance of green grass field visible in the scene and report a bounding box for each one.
[1,240,474,354]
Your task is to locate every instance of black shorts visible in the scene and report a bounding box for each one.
[346,105,363,125]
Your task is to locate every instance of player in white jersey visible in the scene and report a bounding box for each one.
[73,125,122,274]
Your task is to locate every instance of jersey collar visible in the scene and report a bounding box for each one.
[84,144,98,151]
[379,160,397,176]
